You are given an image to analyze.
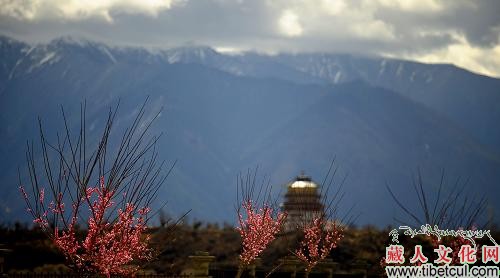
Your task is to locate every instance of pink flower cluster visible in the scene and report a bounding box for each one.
[21,177,152,277]
[237,200,287,266]
[295,217,343,272]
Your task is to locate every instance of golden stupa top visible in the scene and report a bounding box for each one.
[288,173,318,188]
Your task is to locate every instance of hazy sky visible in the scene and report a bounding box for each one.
[1,0,499,77]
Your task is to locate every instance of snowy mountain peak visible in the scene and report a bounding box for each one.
[161,45,219,64]
[49,35,94,48]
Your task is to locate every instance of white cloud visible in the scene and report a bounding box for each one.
[278,9,303,37]
[214,46,244,54]
[350,19,395,40]
[1,0,499,77]
[317,0,347,15]
[0,0,179,22]
[0,0,39,20]
[376,0,443,12]
[400,33,500,77]
[270,0,396,42]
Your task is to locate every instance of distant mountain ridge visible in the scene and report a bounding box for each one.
[5,35,499,153]
[0,36,499,226]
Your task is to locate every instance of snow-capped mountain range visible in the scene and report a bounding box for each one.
[1,35,499,226]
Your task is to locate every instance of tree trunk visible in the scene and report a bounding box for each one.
[236,266,244,278]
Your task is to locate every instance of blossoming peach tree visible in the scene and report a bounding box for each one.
[292,161,353,276]
[235,170,287,278]
[237,200,286,265]
[235,162,353,277]
[293,216,343,273]
[19,101,173,277]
